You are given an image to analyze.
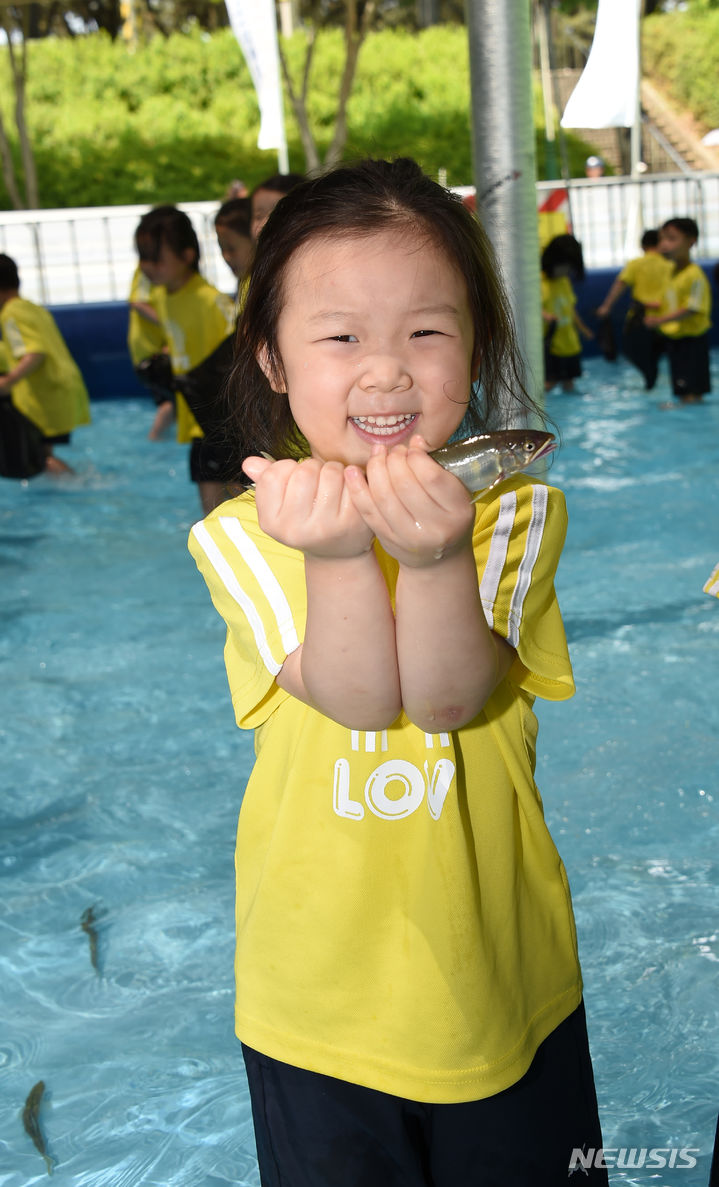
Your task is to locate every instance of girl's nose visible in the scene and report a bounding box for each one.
[358,354,411,393]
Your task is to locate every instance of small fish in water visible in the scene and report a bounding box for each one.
[22,1080,54,1175]
[430,429,555,498]
[81,904,101,974]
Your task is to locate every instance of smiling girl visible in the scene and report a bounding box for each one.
[189,158,607,1186]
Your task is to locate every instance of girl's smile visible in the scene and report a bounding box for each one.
[349,413,419,442]
[260,230,478,466]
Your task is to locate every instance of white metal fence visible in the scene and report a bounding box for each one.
[0,200,227,306]
[542,172,719,268]
[1,172,718,307]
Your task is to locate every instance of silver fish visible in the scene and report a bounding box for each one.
[430,429,555,497]
[81,905,101,975]
[22,1080,55,1175]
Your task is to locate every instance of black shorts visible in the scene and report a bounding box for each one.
[665,332,711,398]
[242,1001,608,1187]
[623,304,664,390]
[188,436,233,484]
[545,350,582,385]
[44,432,71,445]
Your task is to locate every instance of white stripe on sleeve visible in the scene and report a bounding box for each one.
[219,516,300,655]
[479,490,517,629]
[506,484,548,648]
[190,521,283,676]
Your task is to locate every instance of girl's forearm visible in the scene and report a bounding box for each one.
[394,545,512,732]
[573,312,593,338]
[290,551,402,730]
[0,351,45,392]
[596,278,626,315]
[655,306,692,325]
[130,301,161,325]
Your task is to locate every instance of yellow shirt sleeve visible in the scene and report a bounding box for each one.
[474,476,575,699]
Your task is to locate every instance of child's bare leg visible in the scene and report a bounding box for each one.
[44,446,74,475]
[199,480,226,515]
[661,393,703,409]
[148,400,175,440]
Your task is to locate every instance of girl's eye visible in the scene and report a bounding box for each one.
[329,334,358,343]
[411,329,439,338]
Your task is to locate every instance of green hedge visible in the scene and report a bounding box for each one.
[1,24,594,210]
[643,9,719,129]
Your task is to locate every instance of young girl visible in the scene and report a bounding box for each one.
[135,206,236,513]
[541,233,594,392]
[214,197,254,299]
[189,159,607,1186]
[249,171,304,244]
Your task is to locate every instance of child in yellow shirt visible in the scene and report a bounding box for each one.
[0,253,90,475]
[596,230,673,390]
[645,217,712,406]
[134,206,236,512]
[541,235,594,392]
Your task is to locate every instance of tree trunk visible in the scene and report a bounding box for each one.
[280,0,378,175]
[0,105,24,209]
[279,28,321,174]
[11,9,40,208]
[1,6,40,209]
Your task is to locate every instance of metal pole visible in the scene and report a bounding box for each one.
[630,0,644,178]
[624,0,644,256]
[465,0,544,417]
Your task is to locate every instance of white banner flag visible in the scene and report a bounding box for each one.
[561,0,641,129]
[225,0,286,153]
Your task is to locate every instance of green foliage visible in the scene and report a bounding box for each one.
[1,24,599,210]
[643,7,719,128]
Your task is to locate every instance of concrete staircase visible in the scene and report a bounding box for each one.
[640,79,719,173]
[555,68,719,174]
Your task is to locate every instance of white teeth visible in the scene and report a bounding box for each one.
[352,414,416,436]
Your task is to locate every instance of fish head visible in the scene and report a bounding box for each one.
[493,429,556,478]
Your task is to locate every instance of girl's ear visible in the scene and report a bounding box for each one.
[257,345,286,393]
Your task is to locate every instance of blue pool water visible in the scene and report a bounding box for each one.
[1,356,717,1185]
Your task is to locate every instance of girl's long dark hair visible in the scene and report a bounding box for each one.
[225,157,542,475]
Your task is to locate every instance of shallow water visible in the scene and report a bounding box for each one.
[1,358,717,1185]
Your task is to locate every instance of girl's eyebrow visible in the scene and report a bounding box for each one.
[407,303,461,317]
[306,310,356,323]
[306,303,461,323]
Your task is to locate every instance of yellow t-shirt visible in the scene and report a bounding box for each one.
[541,274,580,357]
[619,252,673,309]
[655,262,712,339]
[189,475,582,1104]
[0,297,91,436]
[127,265,167,365]
[156,273,235,443]
[703,561,719,598]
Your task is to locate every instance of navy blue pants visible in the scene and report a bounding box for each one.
[242,1001,608,1187]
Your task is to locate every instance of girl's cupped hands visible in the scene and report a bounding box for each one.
[344,436,475,569]
[242,455,375,559]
